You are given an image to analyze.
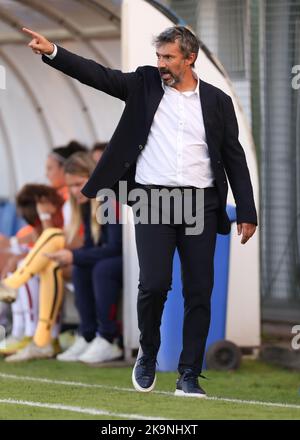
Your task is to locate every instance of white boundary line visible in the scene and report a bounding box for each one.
[1,372,300,411]
[0,398,165,420]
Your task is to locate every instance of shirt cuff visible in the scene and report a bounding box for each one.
[44,44,57,60]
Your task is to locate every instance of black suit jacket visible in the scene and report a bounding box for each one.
[43,46,258,235]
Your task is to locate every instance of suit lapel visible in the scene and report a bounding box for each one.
[199,80,215,147]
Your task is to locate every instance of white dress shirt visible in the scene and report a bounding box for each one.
[135,77,215,188]
[46,48,215,188]
[45,44,57,60]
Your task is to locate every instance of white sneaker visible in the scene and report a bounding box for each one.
[0,335,21,353]
[1,334,21,347]
[56,336,90,362]
[5,341,54,362]
[78,336,123,364]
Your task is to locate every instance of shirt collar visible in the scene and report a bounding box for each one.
[162,73,200,97]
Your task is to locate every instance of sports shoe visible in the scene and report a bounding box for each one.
[78,336,123,364]
[0,335,21,354]
[0,282,17,303]
[132,347,157,393]
[56,336,90,362]
[174,369,207,398]
[58,330,76,352]
[0,336,32,356]
[4,341,54,362]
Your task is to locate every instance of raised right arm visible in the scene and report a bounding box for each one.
[22,27,138,101]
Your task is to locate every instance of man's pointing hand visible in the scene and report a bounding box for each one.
[22,27,54,56]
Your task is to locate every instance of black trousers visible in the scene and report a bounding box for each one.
[133,185,220,375]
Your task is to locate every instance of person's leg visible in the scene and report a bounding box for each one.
[51,309,62,339]
[0,294,24,354]
[34,261,64,347]
[72,265,97,342]
[56,266,97,362]
[0,302,10,328]
[52,266,72,347]
[92,256,122,343]
[11,293,24,339]
[5,261,65,362]
[134,222,176,358]
[0,278,39,355]
[131,188,179,392]
[177,188,220,376]
[20,277,39,337]
[77,257,124,364]
[3,228,64,289]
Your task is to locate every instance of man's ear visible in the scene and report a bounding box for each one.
[186,52,196,67]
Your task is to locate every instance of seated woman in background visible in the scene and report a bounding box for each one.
[0,185,65,361]
[0,140,86,251]
[46,140,87,232]
[0,152,123,363]
[0,141,86,357]
[48,152,123,364]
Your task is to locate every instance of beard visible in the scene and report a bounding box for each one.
[159,68,180,86]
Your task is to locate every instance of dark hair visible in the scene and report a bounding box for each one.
[51,140,88,164]
[92,142,107,153]
[16,184,64,226]
[154,26,200,68]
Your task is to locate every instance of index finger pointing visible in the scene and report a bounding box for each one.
[22,27,41,39]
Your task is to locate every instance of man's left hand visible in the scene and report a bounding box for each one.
[237,223,256,244]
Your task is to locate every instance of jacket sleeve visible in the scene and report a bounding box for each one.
[72,224,122,266]
[221,94,258,225]
[42,45,138,101]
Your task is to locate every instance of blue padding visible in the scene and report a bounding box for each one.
[226,204,237,222]
[0,200,26,237]
[203,232,231,369]
[157,205,236,372]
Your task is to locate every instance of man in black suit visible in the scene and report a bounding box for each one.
[23,25,257,398]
